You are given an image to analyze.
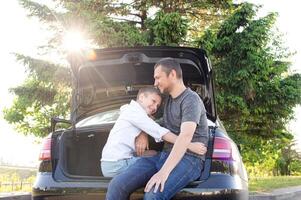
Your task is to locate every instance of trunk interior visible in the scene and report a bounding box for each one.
[58,125,165,177]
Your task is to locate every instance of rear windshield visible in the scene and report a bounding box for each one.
[75,107,215,128]
[76,109,120,127]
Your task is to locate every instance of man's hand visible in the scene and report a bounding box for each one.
[188,142,207,155]
[144,170,169,193]
[135,131,149,156]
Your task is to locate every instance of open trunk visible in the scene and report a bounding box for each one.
[56,124,166,178]
[52,46,216,180]
[53,123,214,182]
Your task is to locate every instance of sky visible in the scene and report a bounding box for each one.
[0,1,45,166]
[0,0,300,167]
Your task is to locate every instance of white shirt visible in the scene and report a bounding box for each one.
[101,100,169,161]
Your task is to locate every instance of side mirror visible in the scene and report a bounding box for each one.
[51,117,72,132]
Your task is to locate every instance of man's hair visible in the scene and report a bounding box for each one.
[154,57,182,79]
[136,87,162,100]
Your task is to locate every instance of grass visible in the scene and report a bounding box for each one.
[0,166,36,193]
[249,176,301,193]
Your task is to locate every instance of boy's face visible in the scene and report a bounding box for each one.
[139,92,161,116]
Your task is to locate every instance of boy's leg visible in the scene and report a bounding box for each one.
[101,159,128,177]
[144,154,203,200]
[101,157,141,177]
[106,154,159,200]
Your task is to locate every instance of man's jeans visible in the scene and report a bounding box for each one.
[106,151,203,200]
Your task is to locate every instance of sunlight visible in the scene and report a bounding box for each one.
[62,30,87,52]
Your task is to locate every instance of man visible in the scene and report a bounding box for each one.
[106,58,208,199]
[101,87,206,177]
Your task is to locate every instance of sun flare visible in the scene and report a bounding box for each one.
[62,30,87,52]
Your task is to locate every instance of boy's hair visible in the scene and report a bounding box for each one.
[154,57,182,79]
[136,87,161,100]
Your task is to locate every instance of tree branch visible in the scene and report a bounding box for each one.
[110,16,142,24]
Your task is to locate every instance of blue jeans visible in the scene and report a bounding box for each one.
[106,151,203,200]
[101,157,140,177]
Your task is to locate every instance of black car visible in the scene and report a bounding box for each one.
[33,46,249,200]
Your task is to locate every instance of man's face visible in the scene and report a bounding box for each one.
[139,92,162,115]
[154,65,172,94]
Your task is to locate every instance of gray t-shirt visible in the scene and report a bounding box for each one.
[163,88,208,160]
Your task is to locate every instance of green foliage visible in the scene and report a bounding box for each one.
[199,3,301,136]
[89,16,148,48]
[290,159,301,176]
[5,0,231,137]
[234,133,299,177]
[19,0,59,22]
[199,2,301,175]
[3,55,71,137]
[147,11,188,46]
[275,142,301,176]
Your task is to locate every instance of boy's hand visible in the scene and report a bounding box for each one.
[135,131,149,156]
[188,142,207,155]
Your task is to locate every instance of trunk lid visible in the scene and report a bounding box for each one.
[69,46,217,123]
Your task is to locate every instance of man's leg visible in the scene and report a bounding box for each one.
[144,153,203,200]
[106,155,159,200]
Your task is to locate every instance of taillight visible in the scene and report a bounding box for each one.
[212,137,234,160]
[39,134,52,161]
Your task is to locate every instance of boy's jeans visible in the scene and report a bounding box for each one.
[106,151,203,200]
[101,157,140,177]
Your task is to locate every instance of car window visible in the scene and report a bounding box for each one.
[76,109,120,127]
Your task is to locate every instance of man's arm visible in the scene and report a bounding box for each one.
[135,131,149,156]
[162,132,206,155]
[145,121,196,193]
[135,130,206,156]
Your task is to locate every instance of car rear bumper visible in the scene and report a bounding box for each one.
[32,173,248,200]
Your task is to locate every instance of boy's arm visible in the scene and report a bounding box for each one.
[126,112,169,142]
